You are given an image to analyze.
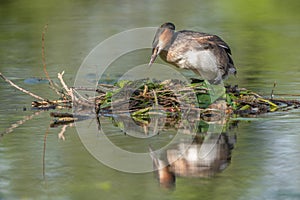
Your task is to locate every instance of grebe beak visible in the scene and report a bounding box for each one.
[149,47,160,67]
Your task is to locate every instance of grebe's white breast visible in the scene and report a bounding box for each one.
[167,42,221,81]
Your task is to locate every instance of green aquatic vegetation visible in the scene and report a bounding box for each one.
[92,79,300,120]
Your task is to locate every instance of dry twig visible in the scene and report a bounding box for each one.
[42,24,51,85]
[0,72,45,101]
[57,71,73,99]
[41,24,62,97]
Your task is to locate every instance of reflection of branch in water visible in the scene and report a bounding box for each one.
[58,125,68,141]
[43,127,49,180]
[95,98,102,131]
[1,111,43,139]
[50,112,93,128]
[50,112,75,127]
[110,114,165,137]
[58,123,75,140]
[44,123,75,180]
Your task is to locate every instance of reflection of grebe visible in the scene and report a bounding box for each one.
[149,146,176,189]
[149,22,236,84]
[149,133,235,188]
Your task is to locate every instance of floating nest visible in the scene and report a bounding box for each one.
[44,78,300,126]
[93,79,300,115]
[1,71,299,127]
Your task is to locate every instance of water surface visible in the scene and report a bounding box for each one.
[0,0,300,199]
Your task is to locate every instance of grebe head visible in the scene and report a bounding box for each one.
[149,22,175,66]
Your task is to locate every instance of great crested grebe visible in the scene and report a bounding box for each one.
[149,22,236,84]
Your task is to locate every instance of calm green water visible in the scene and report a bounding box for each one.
[1,0,300,199]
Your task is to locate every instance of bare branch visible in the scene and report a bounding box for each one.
[57,71,73,100]
[0,72,45,101]
[42,24,51,85]
[41,24,62,97]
